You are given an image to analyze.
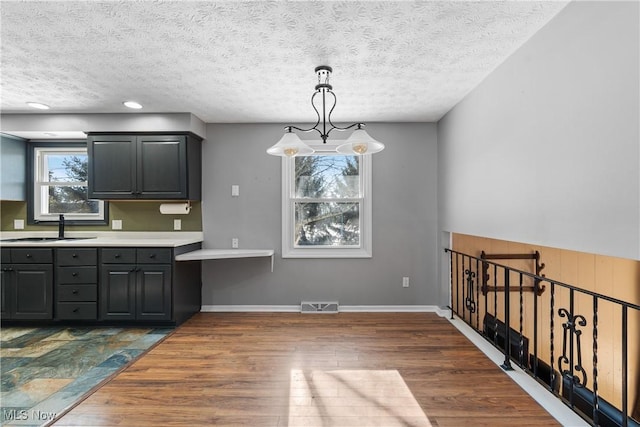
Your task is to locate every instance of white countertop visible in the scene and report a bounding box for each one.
[0,231,203,248]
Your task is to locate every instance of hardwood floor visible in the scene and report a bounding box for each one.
[53,313,559,426]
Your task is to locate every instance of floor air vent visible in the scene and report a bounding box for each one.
[301,301,339,313]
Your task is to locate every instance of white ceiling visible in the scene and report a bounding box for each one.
[1,1,568,125]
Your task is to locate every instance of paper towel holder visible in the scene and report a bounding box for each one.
[159,201,192,215]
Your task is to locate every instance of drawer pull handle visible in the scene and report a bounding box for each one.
[26,254,32,258]
[115,254,121,259]
[72,272,78,277]
[73,308,79,313]
[72,253,78,258]
[72,290,79,294]
[149,254,156,259]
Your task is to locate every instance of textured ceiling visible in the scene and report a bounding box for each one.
[1,1,568,124]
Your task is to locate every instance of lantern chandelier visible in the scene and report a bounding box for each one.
[266,65,385,157]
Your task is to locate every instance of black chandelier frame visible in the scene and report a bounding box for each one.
[285,65,365,144]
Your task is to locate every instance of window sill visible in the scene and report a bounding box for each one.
[282,247,372,259]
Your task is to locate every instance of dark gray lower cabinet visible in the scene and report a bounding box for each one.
[1,248,54,320]
[100,249,172,321]
[55,248,98,320]
[1,244,200,325]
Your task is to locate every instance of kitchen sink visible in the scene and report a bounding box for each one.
[0,237,96,242]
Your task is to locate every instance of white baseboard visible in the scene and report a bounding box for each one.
[201,305,299,312]
[201,305,451,317]
[447,314,588,427]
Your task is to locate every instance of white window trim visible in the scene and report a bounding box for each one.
[33,146,106,222]
[281,141,372,258]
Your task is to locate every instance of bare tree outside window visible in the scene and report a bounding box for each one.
[46,154,99,214]
[32,146,105,222]
[294,155,360,247]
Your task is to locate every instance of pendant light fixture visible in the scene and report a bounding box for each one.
[266,65,384,157]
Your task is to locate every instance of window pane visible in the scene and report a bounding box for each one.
[43,153,88,183]
[42,185,99,214]
[295,155,359,198]
[294,202,359,246]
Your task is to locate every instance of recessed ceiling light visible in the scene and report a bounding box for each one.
[123,101,143,109]
[27,102,50,110]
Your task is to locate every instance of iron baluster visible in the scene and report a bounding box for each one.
[483,257,488,329]
[533,277,540,380]
[455,253,460,318]
[550,282,556,392]
[501,268,513,370]
[493,264,498,346]
[449,251,455,320]
[519,272,524,367]
[558,306,588,392]
[464,267,477,314]
[622,306,628,427]
[592,296,599,426]
[476,258,480,329]
[462,256,466,320]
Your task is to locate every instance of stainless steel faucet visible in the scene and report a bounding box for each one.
[58,214,65,239]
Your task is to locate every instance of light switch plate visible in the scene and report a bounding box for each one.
[112,219,122,230]
[174,219,182,230]
[13,219,24,230]
[231,185,239,197]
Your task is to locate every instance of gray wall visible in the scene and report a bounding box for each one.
[201,122,440,306]
[438,1,640,260]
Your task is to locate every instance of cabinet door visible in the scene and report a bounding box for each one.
[12,264,53,320]
[1,267,14,319]
[137,135,187,199]
[100,265,136,320]
[136,265,171,321]
[88,135,137,199]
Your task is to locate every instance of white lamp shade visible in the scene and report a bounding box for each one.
[267,132,314,157]
[336,128,385,155]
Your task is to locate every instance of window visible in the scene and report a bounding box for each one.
[282,148,372,258]
[28,142,107,224]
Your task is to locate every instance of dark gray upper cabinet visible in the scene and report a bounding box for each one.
[87,133,202,200]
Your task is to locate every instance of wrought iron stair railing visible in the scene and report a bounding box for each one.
[445,248,640,427]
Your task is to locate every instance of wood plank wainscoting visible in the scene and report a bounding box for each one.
[53,313,558,426]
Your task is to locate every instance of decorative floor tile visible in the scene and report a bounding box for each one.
[0,329,37,343]
[0,326,172,426]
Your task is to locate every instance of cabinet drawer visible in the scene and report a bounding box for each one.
[56,302,97,320]
[11,248,53,264]
[57,248,97,266]
[1,248,10,264]
[57,284,97,302]
[101,248,136,264]
[57,267,97,284]
[137,248,172,264]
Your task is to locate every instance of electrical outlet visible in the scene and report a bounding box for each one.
[173,219,182,230]
[402,277,410,288]
[232,238,239,248]
[112,219,122,230]
[13,219,24,230]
